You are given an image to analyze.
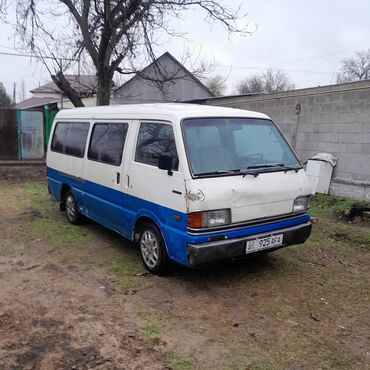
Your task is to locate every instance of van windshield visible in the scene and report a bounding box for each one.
[182,118,301,177]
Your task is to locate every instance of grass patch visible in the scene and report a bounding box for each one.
[310,194,359,216]
[115,278,133,294]
[105,252,145,293]
[309,194,370,249]
[108,259,141,277]
[21,182,49,208]
[321,344,354,369]
[166,351,193,370]
[142,323,160,339]
[17,216,90,247]
[0,183,28,212]
[12,182,90,248]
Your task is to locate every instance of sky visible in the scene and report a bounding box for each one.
[1,0,370,100]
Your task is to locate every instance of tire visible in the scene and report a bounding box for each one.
[139,222,169,275]
[64,190,81,225]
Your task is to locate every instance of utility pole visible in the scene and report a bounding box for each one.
[60,59,63,109]
[12,82,16,104]
[77,57,81,98]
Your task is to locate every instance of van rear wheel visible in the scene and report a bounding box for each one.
[139,223,169,275]
[65,190,81,225]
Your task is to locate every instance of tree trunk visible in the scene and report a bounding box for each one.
[96,67,114,106]
[51,72,85,107]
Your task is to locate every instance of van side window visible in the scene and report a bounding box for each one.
[88,123,128,166]
[51,122,89,158]
[135,122,179,171]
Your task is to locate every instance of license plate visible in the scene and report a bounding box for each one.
[245,234,283,254]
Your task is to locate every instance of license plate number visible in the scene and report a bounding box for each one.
[245,234,283,254]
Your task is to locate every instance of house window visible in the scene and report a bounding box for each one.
[135,122,179,170]
[88,123,128,166]
[51,122,90,158]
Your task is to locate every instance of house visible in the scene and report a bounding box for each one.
[16,52,214,110]
[15,75,98,111]
[112,52,215,104]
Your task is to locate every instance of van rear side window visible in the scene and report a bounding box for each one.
[51,122,90,158]
[88,123,128,166]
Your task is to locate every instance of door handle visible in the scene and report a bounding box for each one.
[116,172,120,184]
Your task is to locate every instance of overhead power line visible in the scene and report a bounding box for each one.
[266,42,370,67]
[214,42,370,75]
[214,65,334,75]
[0,49,77,61]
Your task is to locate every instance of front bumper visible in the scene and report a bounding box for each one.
[187,221,312,267]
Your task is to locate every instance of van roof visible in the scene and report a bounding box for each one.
[54,103,270,121]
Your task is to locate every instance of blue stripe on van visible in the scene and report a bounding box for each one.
[47,167,310,266]
[47,167,189,264]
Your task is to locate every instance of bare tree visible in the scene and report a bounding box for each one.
[205,74,227,96]
[0,82,12,107]
[336,49,370,83]
[263,69,294,93]
[0,1,249,106]
[235,73,264,94]
[235,69,294,94]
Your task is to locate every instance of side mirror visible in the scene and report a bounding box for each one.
[158,152,173,176]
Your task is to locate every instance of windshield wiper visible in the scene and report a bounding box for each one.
[242,170,260,178]
[283,166,301,173]
[194,169,241,176]
[247,163,301,173]
[247,163,284,169]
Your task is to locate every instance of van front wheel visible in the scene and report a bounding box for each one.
[139,223,169,275]
[65,190,81,225]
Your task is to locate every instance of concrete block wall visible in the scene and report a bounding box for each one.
[196,80,370,200]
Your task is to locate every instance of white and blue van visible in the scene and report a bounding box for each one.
[46,103,312,275]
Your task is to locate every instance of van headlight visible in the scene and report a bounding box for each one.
[293,196,310,213]
[187,209,231,228]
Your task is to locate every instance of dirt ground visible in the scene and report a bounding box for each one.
[0,167,369,370]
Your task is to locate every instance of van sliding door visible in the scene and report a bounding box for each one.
[83,121,131,237]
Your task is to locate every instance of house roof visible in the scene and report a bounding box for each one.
[115,52,215,97]
[15,97,60,110]
[30,75,98,95]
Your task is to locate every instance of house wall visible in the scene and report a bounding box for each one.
[57,96,97,109]
[30,93,97,109]
[31,92,61,99]
[196,80,370,201]
[112,53,213,104]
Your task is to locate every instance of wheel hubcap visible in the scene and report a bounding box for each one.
[66,195,76,220]
[140,230,159,269]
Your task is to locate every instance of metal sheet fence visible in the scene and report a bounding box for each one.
[0,109,18,160]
